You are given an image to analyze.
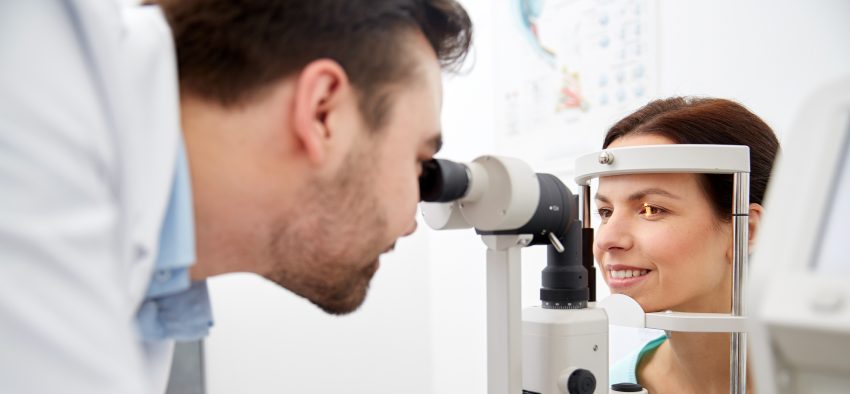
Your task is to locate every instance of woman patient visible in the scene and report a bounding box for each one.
[597,97,779,393]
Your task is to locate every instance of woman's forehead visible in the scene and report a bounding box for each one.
[607,133,675,148]
[596,172,703,201]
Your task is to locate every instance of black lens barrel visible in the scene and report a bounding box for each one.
[419,159,470,202]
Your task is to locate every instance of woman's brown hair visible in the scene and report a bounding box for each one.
[603,97,780,219]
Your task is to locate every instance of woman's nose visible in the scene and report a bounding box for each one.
[594,212,634,252]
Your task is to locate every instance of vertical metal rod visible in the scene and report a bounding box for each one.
[482,236,523,394]
[580,184,597,302]
[581,184,592,228]
[731,172,750,394]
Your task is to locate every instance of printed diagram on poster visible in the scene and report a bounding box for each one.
[494,0,659,174]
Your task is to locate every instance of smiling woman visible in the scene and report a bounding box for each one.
[595,97,780,394]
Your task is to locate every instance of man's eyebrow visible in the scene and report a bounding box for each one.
[428,134,443,154]
[595,188,681,203]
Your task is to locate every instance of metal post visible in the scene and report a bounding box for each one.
[482,235,526,394]
[580,184,596,302]
[731,172,750,394]
[581,184,592,228]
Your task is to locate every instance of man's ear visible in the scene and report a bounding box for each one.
[291,59,349,164]
[747,203,764,252]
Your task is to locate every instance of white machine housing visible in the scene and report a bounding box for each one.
[523,306,608,394]
[749,76,850,394]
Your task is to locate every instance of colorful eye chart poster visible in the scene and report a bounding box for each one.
[494,0,659,175]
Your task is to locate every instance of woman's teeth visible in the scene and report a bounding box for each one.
[609,269,649,279]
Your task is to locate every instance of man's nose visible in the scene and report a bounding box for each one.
[402,220,417,237]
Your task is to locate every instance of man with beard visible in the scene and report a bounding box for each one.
[0,0,472,392]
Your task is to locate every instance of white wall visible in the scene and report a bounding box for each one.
[656,0,850,137]
[205,1,850,393]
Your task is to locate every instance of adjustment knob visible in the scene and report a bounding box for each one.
[610,382,648,393]
[564,368,596,394]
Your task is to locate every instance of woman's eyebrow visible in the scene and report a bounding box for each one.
[628,188,681,201]
[595,188,681,203]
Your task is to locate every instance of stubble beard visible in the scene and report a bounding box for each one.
[264,148,387,315]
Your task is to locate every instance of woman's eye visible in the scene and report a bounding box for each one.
[597,208,613,221]
[640,203,665,219]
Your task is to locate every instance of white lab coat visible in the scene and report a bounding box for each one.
[1,1,181,392]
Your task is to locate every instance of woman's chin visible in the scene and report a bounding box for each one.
[609,291,662,313]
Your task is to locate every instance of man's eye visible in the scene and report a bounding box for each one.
[417,158,431,176]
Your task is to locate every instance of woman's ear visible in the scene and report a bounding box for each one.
[747,203,764,252]
[725,202,764,262]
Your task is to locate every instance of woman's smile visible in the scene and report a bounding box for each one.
[605,264,652,290]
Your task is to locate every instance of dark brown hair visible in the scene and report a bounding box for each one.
[157,0,472,130]
[603,97,780,220]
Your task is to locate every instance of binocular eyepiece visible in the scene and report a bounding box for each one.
[419,159,471,203]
